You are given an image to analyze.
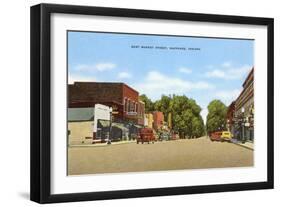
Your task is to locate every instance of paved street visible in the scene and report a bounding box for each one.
[68,137,253,175]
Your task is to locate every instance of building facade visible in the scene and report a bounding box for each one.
[68,105,131,144]
[144,113,154,129]
[93,104,111,140]
[234,68,254,142]
[153,111,164,131]
[68,107,95,145]
[68,82,145,125]
[137,100,145,126]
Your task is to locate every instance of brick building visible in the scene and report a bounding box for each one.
[153,111,164,131]
[68,82,145,125]
[137,100,145,126]
[234,67,254,142]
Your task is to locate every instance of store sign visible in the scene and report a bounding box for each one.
[127,112,137,116]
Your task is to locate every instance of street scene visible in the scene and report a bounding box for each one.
[67,31,254,175]
[68,137,253,175]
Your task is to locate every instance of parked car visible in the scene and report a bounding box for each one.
[137,128,156,144]
[159,131,171,141]
[171,133,179,140]
[221,131,232,142]
[210,131,222,142]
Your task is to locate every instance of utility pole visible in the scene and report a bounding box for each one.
[107,107,113,145]
[241,107,245,144]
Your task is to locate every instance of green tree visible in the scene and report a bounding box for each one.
[154,95,172,122]
[170,95,205,138]
[206,100,227,134]
[181,109,194,137]
[139,94,205,138]
[139,94,154,112]
[173,113,187,138]
[191,116,205,137]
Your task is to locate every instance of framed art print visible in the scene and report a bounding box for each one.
[30,3,274,203]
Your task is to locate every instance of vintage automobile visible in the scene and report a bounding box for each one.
[171,132,179,140]
[210,131,222,142]
[158,131,171,141]
[221,131,232,142]
[137,128,156,144]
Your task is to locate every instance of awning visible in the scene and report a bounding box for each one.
[133,125,143,129]
[112,123,129,132]
[98,120,110,127]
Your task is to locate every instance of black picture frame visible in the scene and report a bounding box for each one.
[30,3,274,204]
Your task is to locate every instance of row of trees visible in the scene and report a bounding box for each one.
[206,100,227,134]
[140,95,229,137]
[139,94,205,138]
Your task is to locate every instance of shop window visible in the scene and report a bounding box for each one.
[127,99,130,112]
[124,98,127,112]
[131,101,135,112]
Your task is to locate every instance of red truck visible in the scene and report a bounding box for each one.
[137,128,156,144]
[210,131,222,142]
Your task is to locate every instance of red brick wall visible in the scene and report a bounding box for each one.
[69,82,123,105]
[122,84,139,121]
[137,101,145,125]
[153,111,164,130]
[68,82,142,123]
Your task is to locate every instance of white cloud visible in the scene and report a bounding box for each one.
[214,89,241,105]
[95,63,116,71]
[205,69,225,78]
[68,74,96,84]
[227,65,252,79]
[222,61,231,68]
[75,62,116,72]
[134,70,214,101]
[205,64,252,80]
[178,67,192,74]
[117,72,132,79]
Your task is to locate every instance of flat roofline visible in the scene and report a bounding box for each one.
[242,67,254,87]
[71,81,139,94]
[234,67,254,103]
[69,100,123,106]
[121,83,139,94]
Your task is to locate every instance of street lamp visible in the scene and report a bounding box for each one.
[250,106,254,141]
[241,107,245,144]
[107,107,113,145]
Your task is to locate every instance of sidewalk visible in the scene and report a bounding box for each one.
[231,139,254,150]
[69,140,136,148]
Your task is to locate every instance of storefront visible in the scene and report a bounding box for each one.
[234,67,254,143]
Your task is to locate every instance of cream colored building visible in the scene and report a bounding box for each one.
[144,113,154,129]
[68,107,95,145]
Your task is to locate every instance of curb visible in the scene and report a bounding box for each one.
[69,141,136,148]
[232,142,254,151]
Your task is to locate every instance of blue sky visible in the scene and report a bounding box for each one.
[68,31,254,122]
